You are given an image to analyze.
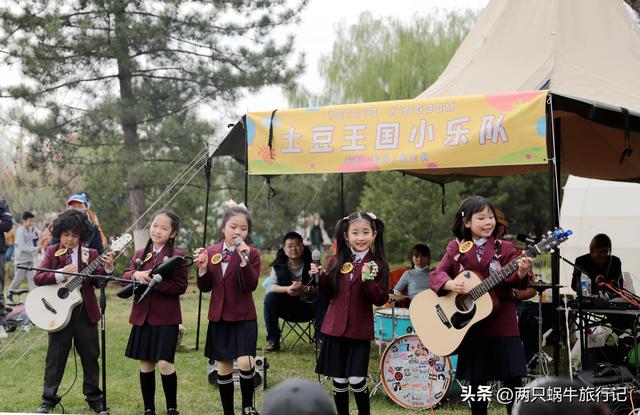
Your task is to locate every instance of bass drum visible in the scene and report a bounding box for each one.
[379,334,459,409]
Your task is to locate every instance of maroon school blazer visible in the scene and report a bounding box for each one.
[196,241,260,322]
[429,237,530,337]
[319,252,389,341]
[122,245,188,326]
[34,243,107,324]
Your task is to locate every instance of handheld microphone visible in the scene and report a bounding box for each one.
[311,250,321,285]
[234,237,250,263]
[136,274,162,304]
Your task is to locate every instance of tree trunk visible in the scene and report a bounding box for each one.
[114,4,147,230]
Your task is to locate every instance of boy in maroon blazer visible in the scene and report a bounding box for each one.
[34,209,114,414]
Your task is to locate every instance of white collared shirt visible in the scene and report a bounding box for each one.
[55,246,79,283]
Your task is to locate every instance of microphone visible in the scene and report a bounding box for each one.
[234,237,250,263]
[311,249,321,285]
[136,274,162,304]
[517,233,539,245]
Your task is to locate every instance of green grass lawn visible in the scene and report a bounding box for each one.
[1,270,513,414]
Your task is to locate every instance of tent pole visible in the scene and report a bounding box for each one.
[244,141,249,207]
[196,156,212,351]
[546,97,562,375]
[340,173,345,218]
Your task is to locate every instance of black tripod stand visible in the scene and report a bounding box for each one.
[527,281,556,377]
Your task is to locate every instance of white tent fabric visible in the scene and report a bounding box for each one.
[559,175,640,294]
[417,0,640,115]
[416,0,640,182]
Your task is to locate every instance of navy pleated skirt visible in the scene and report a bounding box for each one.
[315,335,371,378]
[125,324,179,363]
[456,335,527,382]
[204,320,257,361]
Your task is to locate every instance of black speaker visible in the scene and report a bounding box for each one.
[207,356,268,390]
[576,364,636,386]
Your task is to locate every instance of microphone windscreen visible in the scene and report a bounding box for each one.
[312,250,321,262]
[234,237,243,247]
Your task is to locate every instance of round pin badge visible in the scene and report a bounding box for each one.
[143,252,153,263]
[459,241,474,253]
[54,248,68,257]
[211,253,223,265]
[340,262,354,274]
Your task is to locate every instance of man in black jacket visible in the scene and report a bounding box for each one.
[262,232,323,352]
[0,199,15,332]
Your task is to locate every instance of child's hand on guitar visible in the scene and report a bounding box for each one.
[517,256,533,278]
[445,279,465,294]
[61,264,77,280]
[194,247,208,273]
[101,252,115,271]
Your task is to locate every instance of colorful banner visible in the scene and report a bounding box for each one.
[246,91,548,175]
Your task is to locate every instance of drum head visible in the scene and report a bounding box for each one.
[380,334,453,409]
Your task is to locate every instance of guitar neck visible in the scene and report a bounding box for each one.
[65,249,110,291]
[468,245,539,299]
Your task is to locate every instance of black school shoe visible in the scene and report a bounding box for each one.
[264,341,280,352]
[87,399,105,413]
[243,407,260,415]
[35,401,55,414]
[167,409,180,415]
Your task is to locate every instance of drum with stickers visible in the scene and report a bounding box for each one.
[379,334,459,409]
[374,307,414,344]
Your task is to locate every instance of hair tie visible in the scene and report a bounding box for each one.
[342,216,349,221]
[366,212,377,220]
[227,199,247,210]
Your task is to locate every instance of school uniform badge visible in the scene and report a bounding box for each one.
[54,248,68,257]
[142,252,153,263]
[340,262,354,274]
[459,241,473,253]
[211,253,223,265]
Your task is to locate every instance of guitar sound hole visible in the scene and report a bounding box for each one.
[454,294,474,313]
[58,287,70,300]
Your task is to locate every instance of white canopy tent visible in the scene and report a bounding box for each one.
[559,175,640,294]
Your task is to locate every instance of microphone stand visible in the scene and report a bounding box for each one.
[557,255,590,371]
[19,265,145,414]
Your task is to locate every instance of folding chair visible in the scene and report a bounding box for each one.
[280,318,315,351]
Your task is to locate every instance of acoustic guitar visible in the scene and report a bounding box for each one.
[25,233,131,332]
[409,229,571,356]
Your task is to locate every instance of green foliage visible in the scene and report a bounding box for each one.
[0,0,307,232]
[360,171,465,262]
[462,173,554,237]
[286,9,477,106]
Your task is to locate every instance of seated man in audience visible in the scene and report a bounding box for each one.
[263,232,323,352]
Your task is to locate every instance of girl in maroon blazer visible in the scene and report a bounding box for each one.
[195,202,260,415]
[122,210,188,415]
[429,196,532,415]
[34,209,114,414]
[311,212,389,415]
